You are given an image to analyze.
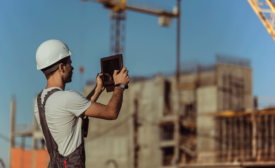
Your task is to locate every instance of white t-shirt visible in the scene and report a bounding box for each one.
[34,87,91,156]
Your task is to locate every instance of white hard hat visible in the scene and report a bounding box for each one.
[36,39,75,70]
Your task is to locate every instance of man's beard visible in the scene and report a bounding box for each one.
[65,71,73,83]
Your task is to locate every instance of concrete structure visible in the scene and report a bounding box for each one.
[82,56,254,168]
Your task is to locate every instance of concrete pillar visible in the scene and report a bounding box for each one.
[252,111,257,159]
[9,96,16,168]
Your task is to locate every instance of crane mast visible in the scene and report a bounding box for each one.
[110,10,126,55]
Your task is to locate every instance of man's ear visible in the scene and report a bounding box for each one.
[59,63,65,73]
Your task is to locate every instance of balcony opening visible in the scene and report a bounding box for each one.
[162,147,174,166]
[160,123,174,141]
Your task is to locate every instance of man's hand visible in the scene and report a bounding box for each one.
[96,73,105,92]
[113,67,130,85]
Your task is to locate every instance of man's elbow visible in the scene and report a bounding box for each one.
[109,110,119,120]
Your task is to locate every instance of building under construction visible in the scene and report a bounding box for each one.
[9,55,275,168]
[81,55,275,168]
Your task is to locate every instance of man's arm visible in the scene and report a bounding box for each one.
[84,67,129,120]
[85,73,105,102]
[84,87,123,120]
[85,85,103,102]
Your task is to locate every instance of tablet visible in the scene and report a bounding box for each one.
[100,54,128,92]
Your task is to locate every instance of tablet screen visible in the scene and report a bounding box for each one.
[102,58,120,81]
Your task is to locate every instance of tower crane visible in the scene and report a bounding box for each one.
[248,0,275,41]
[81,0,179,55]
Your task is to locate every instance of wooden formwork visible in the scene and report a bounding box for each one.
[214,109,275,163]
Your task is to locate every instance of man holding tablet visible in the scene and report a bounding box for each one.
[34,39,130,168]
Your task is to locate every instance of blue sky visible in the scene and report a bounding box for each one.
[1,0,275,166]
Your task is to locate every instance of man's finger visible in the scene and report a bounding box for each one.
[113,70,119,76]
[121,67,126,73]
[98,73,103,77]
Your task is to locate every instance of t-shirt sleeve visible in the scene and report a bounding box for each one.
[65,90,92,117]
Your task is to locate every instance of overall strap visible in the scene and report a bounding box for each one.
[37,89,61,155]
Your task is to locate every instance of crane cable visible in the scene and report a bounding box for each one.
[0,158,5,168]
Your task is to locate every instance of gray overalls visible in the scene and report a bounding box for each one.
[37,89,86,168]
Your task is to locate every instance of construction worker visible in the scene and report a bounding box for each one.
[34,39,130,168]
